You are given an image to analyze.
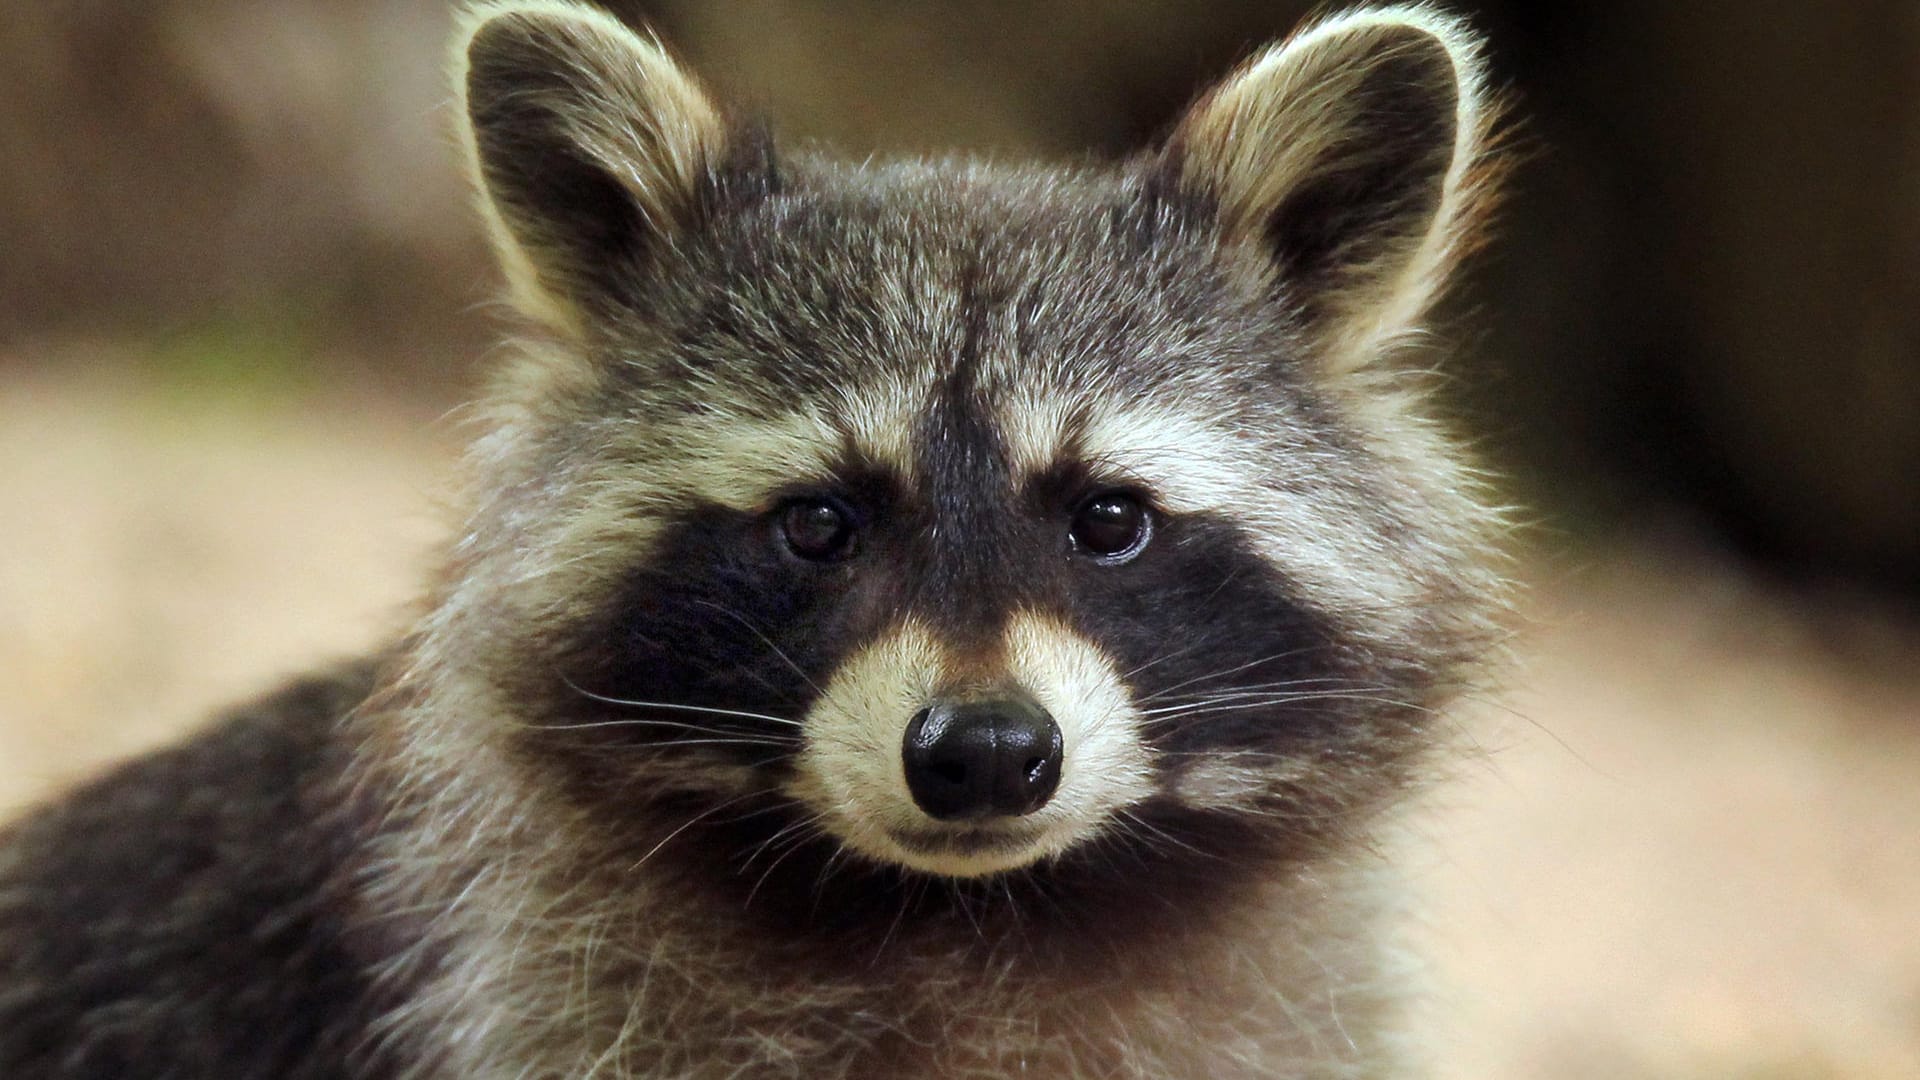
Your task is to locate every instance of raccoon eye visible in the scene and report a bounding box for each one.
[1069,492,1151,562]
[779,498,856,561]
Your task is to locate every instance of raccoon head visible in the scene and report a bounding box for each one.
[444,3,1504,893]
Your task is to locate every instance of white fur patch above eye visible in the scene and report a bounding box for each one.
[485,397,922,616]
[1075,404,1255,516]
[656,408,850,510]
[1013,396,1427,640]
[997,385,1084,479]
[823,370,923,481]
[644,384,922,513]
[996,387,1255,516]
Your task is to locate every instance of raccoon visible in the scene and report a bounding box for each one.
[0,3,1508,1077]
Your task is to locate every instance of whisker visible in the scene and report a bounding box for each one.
[738,812,825,874]
[692,600,825,697]
[1117,809,1220,861]
[870,874,929,966]
[742,815,829,908]
[1143,688,1413,719]
[1133,645,1328,703]
[1155,693,1429,719]
[1153,747,1298,760]
[809,848,854,919]
[557,673,803,728]
[627,737,791,751]
[526,718,783,743]
[626,791,763,873]
[1146,693,1437,735]
[1146,676,1363,702]
[1120,638,1213,682]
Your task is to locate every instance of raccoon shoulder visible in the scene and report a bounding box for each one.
[0,662,386,1079]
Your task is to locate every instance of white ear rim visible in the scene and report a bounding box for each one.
[452,0,723,335]
[1179,5,1497,369]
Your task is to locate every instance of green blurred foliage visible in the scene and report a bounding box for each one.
[142,304,321,405]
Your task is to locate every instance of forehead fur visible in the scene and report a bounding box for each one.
[587,157,1271,419]
[508,157,1308,523]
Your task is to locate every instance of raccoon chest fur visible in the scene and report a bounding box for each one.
[405,855,1404,1078]
[0,3,1509,1078]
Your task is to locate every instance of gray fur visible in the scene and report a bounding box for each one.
[0,4,1511,1077]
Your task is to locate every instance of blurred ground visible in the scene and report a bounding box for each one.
[0,356,453,814]
[1424,562,1920,1079]
[2,361,1917,1077]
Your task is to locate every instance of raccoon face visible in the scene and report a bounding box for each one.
[452,4,1501,886]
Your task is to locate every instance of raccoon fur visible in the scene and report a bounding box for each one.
[0,3,1510,1077]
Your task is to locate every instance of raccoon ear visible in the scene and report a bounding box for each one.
[456,2,764,333]
[1161,7,1496,369]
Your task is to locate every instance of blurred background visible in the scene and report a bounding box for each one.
[2,2,1916,1076]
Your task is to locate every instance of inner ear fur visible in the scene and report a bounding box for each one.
[456,1,752,333]
[1164,7,1498,370]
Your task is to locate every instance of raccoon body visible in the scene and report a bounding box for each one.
[0,4,1508,1077]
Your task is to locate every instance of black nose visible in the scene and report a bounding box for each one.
[902,696,1063,821]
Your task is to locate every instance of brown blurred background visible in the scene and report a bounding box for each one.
[2,2,1918,1077]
